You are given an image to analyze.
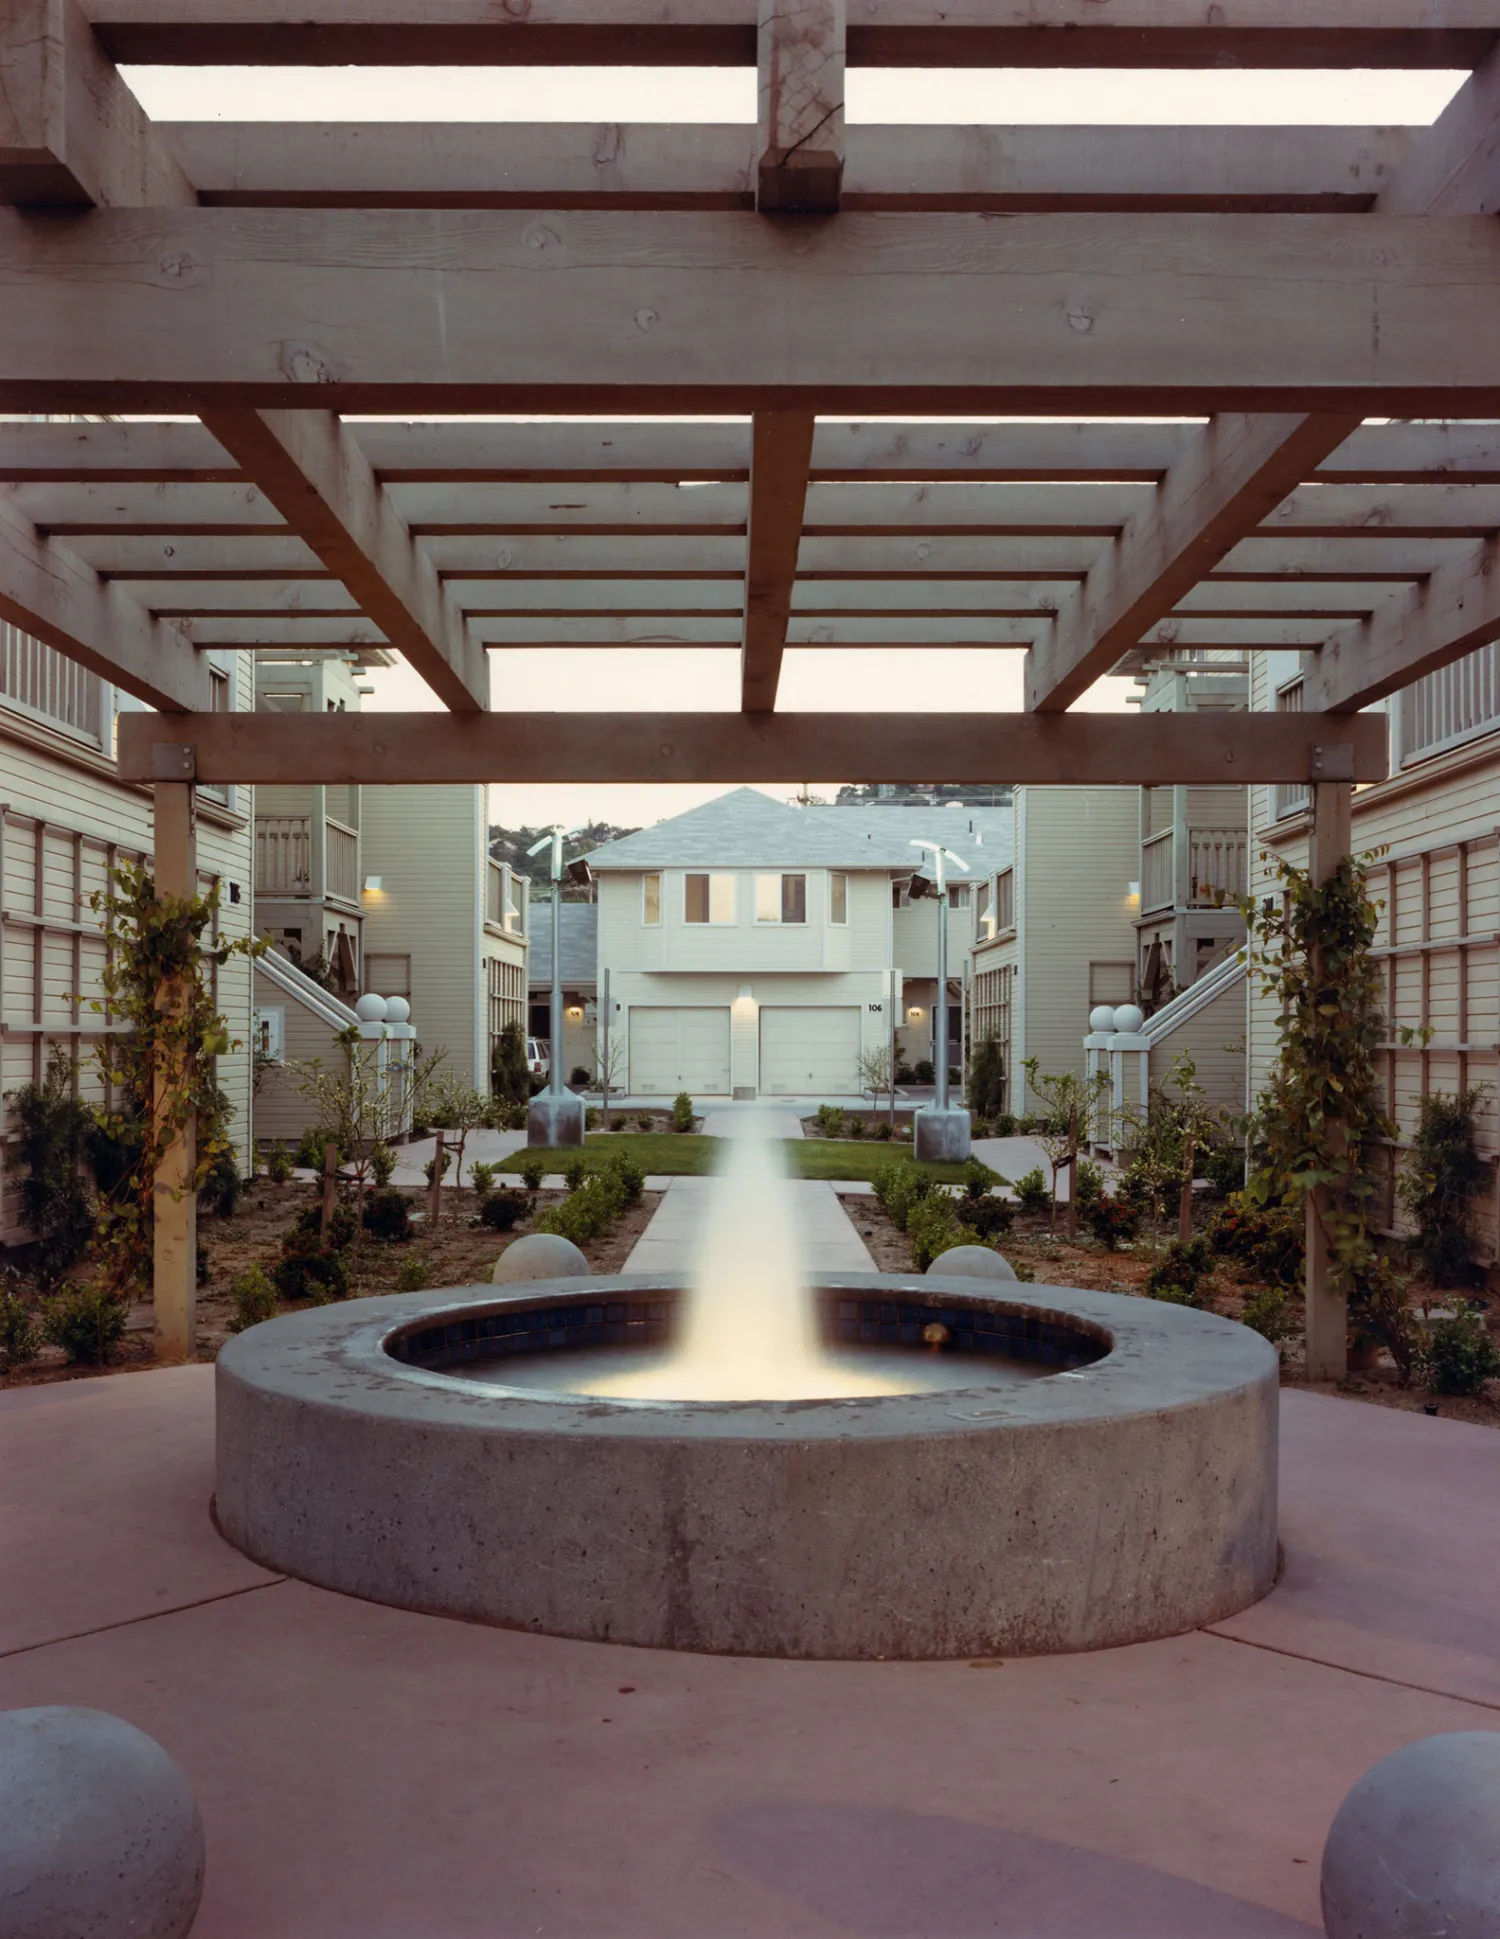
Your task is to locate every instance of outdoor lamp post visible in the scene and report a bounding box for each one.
[909,838,973,1163]
[524,829,588,1149]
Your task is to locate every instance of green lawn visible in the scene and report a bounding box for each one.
[498,1133,976,1185]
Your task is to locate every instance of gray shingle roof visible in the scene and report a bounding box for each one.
[583,787,1013,873]
[528,902,598,988]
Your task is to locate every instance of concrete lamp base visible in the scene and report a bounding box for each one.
[527,1092,585,1149]
[913,1105,972,1164]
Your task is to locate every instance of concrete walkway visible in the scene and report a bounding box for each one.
[1,1368,1495,1936]
[626,1104,876,1275]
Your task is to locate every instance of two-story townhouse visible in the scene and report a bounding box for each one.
[1248,640,1500,1263]
[0,622,255,1240]
[584,789,1011,1100]
[969,788,1141,1119]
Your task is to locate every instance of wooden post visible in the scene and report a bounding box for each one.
[151,780,196,1363]
[1305,778,1354,1382]
[756,0,844,214]
[430,1128,445,1229]
[319,1141,338,1242]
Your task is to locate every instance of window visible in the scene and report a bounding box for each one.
[642,872,661,924]
[975,881,993,941]
[995,868,1015,933]
[685,873,734,924]
[829,872,848,925]
[947,883,971,909]
[210,667,231,712]
[755,873,806,924]
[365,952,411,997]
[254,1007,285,1063]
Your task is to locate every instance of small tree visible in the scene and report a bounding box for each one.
[1399,1087,1490,1287]
[1020,1059,1110,1237]
[592,1034,628,1125]
[969,1035,1006,1119]
[427,1071,490,1210]
[295,1034,445,1248]
[490,1019,529,1106]
[8,1047,96,1287]
[858,1045,894,1107]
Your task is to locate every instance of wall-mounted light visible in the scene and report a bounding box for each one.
[363,875,383,893]
[1126,880,1140,902]
[567,1005,583,1020]
[737,984,754,1001]
[908,1005,924,1020]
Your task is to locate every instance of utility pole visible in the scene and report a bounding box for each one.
[525,827,588,1149]
[909,839,972,1163]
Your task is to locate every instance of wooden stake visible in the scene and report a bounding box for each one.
[151,780,196,1363]
[429,1128,445,1229]
[320,1141,337,1242]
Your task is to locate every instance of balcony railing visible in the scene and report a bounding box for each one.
[1140,827,1248,916]
[1,623,104,745]
[255,814,359,903]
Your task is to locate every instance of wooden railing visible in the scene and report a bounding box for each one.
[1141,826,1248,914]
[1,622,104,744]
[326,818,359,904]
[255,816,312,895]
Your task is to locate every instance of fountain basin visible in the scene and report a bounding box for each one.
[215,1274,1279,1660]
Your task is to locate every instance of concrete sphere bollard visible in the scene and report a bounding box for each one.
[492,1233,590,1284]
[0,1707,205,1939]
[1321,1731,1500,1939]
[927,1245,1018,1282]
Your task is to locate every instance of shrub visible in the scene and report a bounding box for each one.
[491,1019,530,1107]
[608,1150,645,1208]
[369,1143,397,1188]
[502,1101,528,1132]
[671,1092,695,1133]
[995,1113,1017,1138]
[961,1157,998,1202]
[274,1232,349,1304]
[962,1196,1014,1241]
[571,1066,592,1089]
[0,1282,41,1370]
[1351,1256,1419,1383]
[1145,1236,1214,1308]
[894,1124,913,1142]
[1073,1158,1104,1209]
[875,1121,893,1141]
[562,1154,589,1194]
[1239,1284,1297,1347]
[907,1195,967,1271]
[40,1284,128,1365]
[815,1104,845,1138]
[847,1115,866,1140]
[295,1204,358,1252]
[518,1154,546,1192]
[968,1035,1006,1120]
[295,1127,337,1172]
[585,1107,602,1131]
[1400,1088,1490,1287]
[1207,1195,1304,1289]
[227,1265,278,1334]
[479,1188,530,1232]
[914,1059,935,1086]
[635,1113,654,1133]
[895,1061,917,1085]
[395,1254,431,1293]
[265,1141,294,1185]
[537,1170,625,1245]
[871,1160,933,1232]
[8,1048,95,1287]
[362,1187,414,1244]
[1087,1196,1139,1251]
[1014,1168,1050,1213]
[423,1147,452,1188]
[1419,1300,1499,1396]
[199,1144,244,1219]
[470,1161,497,1197]
[1201,1142,1245,1198]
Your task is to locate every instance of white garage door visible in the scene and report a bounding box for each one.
[759,1006,862,1096]
[629,1007,732,1095]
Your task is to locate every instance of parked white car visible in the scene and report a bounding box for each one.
[526,1037,550,1083]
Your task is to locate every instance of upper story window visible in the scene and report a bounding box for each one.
[642,872,661,925]
[829,872,848,925]
[947,882,971,909]
[975,880,993,940]
[685,872,735,924]
[755,872,806,924]
[995,867,1015,933]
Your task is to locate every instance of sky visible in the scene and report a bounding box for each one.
[123,61,1464,829]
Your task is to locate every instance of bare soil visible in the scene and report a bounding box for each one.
[840,1192,1500,1430]
[0,1180,661,1391]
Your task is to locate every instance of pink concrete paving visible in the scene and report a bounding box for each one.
[1,1370,1495,1938]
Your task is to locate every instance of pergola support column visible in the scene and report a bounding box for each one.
[1304,776,1353,1383]
[152,780,198,1364]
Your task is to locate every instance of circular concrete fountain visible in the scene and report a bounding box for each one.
[215,1273,1278,1661]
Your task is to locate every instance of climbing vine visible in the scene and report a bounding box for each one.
[86,860,264,1297]
[1241,850,1390,1304]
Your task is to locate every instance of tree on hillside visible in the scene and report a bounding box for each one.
[487,820,640,900]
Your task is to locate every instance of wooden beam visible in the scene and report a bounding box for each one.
[757,0,843,214]
[0,494,211,711]
[1025,413,1364,711]
[160,120,1413,214]
[472,613,1039,645]
[7,212,1500,416]
[197,411,488,712]
[9,418,1500,488]
[740,414,810,705]
[1375,37,1500,215]
[116,706,1387,787]
[1307,534,1500,714]
[173,618,390,649]
[80,2,1500,70]
[0,0,194,208]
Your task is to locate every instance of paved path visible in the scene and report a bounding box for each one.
[1,1370,1495,1936]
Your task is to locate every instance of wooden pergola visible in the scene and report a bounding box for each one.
[3,0,1499,1374]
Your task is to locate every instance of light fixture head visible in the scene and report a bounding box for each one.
[566,857,593,888]
[908,1005,924,1020]
[362,875,383,893]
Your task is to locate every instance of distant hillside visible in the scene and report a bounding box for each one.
[488,820,640,899]
[833,783,1014,808]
